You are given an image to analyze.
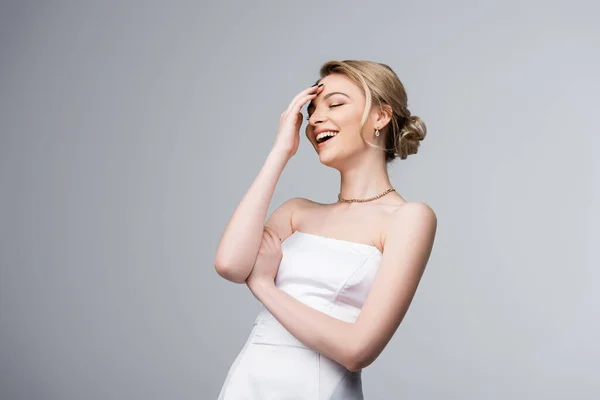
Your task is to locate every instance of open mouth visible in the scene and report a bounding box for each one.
[316,131,339,147]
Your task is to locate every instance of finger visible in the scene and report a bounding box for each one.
[264,227,281,246]
[263,226,274,240]
[261,228,274,250]
[264,226,277,241]
[289,84,321,107]
[285,92,320,119]
[263,228,272,241]
[284,84,323,114]
[285,92,316,116]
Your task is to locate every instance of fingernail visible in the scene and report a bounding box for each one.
[318,83,323,87]
[311,83,318,87]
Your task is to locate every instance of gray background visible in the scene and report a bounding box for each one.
[1,0,598,399]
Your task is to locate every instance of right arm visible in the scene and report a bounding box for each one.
[213,83,323,283]
[213,150,299,283]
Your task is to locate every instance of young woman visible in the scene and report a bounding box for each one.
[214,60,437,399]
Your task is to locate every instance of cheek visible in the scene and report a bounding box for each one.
[338,109,363,131]
[304,129,312,141]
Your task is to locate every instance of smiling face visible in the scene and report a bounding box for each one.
[305,74,379,168]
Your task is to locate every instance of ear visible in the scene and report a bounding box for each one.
[374,103,393,131]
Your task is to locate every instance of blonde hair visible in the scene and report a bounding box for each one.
[317,60,427,162]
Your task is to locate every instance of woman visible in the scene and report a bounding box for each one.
[214,60,437,399]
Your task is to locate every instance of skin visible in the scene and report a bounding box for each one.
[243,73,438,372]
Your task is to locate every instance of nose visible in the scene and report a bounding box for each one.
[307,112,327,126]
[306,115,324,140]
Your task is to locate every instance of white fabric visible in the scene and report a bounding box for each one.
[217,231,382,400]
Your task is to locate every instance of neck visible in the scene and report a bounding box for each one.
[337,154,393,201]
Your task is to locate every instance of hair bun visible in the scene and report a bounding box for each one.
[396,115,427,160]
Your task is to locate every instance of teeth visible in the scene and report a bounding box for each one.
[316,131,338,142]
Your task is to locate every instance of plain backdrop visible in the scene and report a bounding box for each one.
[1,1,599,399]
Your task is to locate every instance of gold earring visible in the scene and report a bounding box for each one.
[375,127,380,137]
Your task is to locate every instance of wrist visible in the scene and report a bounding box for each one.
[247,278,275,296]
[268,148,292,163]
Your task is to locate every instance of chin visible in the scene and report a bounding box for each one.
[317,149,343,169]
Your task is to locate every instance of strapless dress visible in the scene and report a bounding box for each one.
[217,230,383,399]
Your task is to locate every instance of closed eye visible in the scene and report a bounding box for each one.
[305,104,344,121]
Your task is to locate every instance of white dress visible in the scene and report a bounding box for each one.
[217,230,383,400]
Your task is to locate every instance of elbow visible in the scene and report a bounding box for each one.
[344,345,366,372]
[345,358,367,373]
[344,343,376,372]
[214,262,249,284]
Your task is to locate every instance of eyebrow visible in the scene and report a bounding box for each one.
[307,92,350,113]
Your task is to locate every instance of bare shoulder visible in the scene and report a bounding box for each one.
[382,202,437,248]
[394,201,437,227]
[264,197,315,240]
[397,201,436,217]
[283,197,321,213]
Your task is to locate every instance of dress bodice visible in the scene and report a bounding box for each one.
[253,230,382,347]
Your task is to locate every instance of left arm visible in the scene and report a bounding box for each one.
[247,203,437,371]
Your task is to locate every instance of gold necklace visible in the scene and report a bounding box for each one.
[337,187,396,203]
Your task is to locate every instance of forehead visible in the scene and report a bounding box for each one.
[307,74,362,111]
[318,73,359,89]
